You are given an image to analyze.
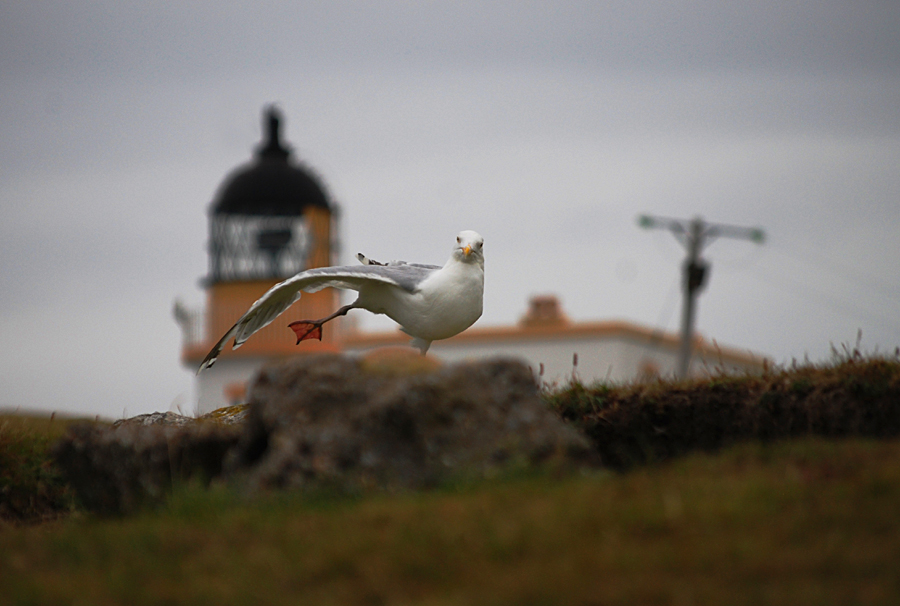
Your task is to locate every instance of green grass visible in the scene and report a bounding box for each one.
[3,437,900,605]
[0,414,82,524]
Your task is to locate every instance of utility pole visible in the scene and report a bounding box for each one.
[638,214,765,379]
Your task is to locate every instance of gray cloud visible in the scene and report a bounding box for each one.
[3,2,899,82]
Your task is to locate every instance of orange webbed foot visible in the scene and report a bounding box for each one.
[288,321,323,343]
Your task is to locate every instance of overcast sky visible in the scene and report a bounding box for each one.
[2,2,898,419]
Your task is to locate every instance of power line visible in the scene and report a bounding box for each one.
[770,240,899,303]
[742,260,900,333]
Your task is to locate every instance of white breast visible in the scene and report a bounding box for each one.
[377,260,483,341]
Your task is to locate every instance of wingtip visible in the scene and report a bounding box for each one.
[198,339,229,374]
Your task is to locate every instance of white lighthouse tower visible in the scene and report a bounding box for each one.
[178,107,339,414]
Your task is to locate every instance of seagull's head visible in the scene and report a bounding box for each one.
[453,230,484,266]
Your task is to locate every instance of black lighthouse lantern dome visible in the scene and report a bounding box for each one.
[207,107,332,284]
[213,107,331,217]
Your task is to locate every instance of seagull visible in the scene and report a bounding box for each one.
[198,230,484,373]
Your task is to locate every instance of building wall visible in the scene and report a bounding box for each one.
[195,355,262,415]
[346,330,763,388]
[191,315,351,415]
[427,334,670,386]
[186,205,342,414]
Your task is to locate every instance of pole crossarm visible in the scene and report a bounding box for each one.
[637,213,765,378]
[638,214,765,248]
[706,223,766,244]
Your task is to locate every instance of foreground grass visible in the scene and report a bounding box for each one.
[0,414,81,523]
[3,437,900,605]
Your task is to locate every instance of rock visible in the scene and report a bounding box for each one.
[112,411,195,427]
[359,346,443,376]
[53,421,241,515]
[198,403,250,425]
[111,404,251,428]
[54,355,593,513]
[228,354,592,492]
[55,405,248,513]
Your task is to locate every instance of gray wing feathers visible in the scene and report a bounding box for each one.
[357,253,440,273]
[232,283,304,346]
[297,264,436,293]
[197,284,301,373]
[197,264,438,373]
[233,268,404,344]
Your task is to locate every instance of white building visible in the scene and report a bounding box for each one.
[342,295,767,389]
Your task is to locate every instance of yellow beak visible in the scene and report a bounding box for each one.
[463,245,472,256]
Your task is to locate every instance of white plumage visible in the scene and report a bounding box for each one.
[198,230,484,373]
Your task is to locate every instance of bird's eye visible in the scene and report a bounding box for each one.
[457,237,461,243]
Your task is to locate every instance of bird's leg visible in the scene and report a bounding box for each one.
[288,304,356,343]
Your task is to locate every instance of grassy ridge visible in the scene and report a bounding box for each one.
[549,357,900,468]
[3,438,900,605]
[0,414,80,524]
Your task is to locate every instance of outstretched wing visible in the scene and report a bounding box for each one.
[197,264,437,373]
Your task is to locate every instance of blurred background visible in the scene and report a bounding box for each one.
[1,1,898,419]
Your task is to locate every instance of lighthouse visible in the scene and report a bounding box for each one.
[178,107,339,414]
